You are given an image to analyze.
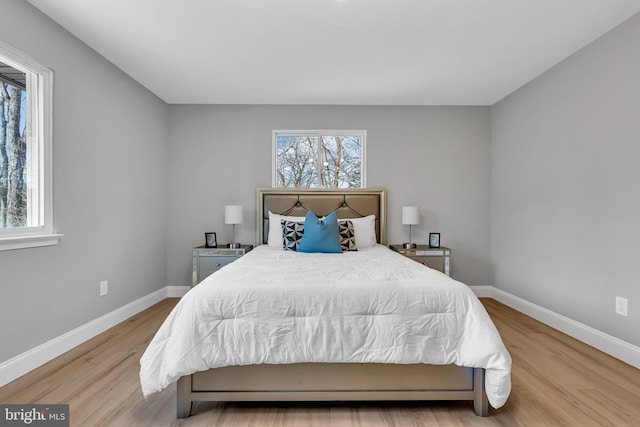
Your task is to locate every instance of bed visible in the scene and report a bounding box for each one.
[139,188,511,418]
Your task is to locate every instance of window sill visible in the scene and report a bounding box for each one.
[0,233,64,251]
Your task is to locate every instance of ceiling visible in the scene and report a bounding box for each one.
[25,0,640,105]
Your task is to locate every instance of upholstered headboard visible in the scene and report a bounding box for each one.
[256,188,387,246]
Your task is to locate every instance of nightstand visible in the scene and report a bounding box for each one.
[192,245,253,286]
[389,244,451,276]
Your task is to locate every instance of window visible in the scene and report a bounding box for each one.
[0,41,58,250]
[273,130,366,188]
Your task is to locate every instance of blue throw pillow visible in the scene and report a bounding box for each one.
[297,211,343,254]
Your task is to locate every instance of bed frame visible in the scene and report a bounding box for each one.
[176,188,488,418]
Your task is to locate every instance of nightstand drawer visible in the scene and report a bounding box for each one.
[199,256,236,279]
[389,245,451,276]
[409,256,444,272]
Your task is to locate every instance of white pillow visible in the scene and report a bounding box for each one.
[342,215,377,248]
[267,211,306,248]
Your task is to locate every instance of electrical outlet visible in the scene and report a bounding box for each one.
[100,280,108,297]
[615,296,628,317]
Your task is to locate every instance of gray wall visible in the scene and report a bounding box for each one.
[491,14,640,346]
[0,1,169,362]
[167,105,491,288]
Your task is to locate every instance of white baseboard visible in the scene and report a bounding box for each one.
[469,285,494,298]
[470,285,640,369]
[166,285,190,298]
[0,285,190,388]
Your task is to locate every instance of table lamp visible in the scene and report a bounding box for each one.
[402,206,419,249]
[224,205,243,248]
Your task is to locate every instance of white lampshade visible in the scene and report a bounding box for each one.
[402,206,419,225]
[224,205,243,225]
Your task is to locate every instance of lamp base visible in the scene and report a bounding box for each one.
[228,243,241,249]
[403,243,417,249]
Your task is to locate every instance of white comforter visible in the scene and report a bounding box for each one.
[140,245,511,408]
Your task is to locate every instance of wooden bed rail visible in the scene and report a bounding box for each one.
[177,365,488,418]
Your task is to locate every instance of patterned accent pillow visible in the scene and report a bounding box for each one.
[338,220,358,251]
[281,220,304,251]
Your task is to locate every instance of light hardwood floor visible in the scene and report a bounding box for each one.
[1,298,638,426]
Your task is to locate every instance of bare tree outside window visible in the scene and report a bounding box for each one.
[275,135,319,188]
[0,62,28,228]
[274,131,365,188]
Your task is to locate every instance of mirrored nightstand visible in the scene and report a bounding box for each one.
[389,244,450,276]
[192,244,253,286]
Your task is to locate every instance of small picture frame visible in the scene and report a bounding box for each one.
[205,232,217,248]
[429,232,440,248]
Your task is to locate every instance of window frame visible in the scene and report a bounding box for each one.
[0,41,60,251]
[272,130,367,188]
